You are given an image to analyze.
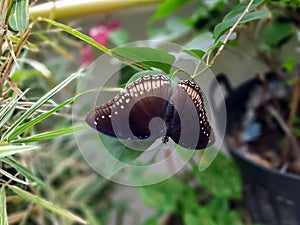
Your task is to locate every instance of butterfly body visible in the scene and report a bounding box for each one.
[86,75,215,150]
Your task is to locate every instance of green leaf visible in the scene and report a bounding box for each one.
[151,0,192,22]
[101,135,144,164]
[40,18,111,55]
[141,214,162,225]
[208,199,244,225]
[9,185,87,224]
[207,198,229,214]
[0,91,28,129]
[214,10,270,40]
[293,127,300,137]
[185,31,215,51]
[194,153,242,199]
[0,187,8,225]
[8,0,29,32]
[2,70,82,141]
[216,210,244,225]
[118,65,139,86]
[184,198,245,225]
[283,57,296,73]
[138,178,185,213]
[223,0,265,21]
[261,21,294,47]
[183,49,205,59]
[8,91,88,141]
[0,96,18,129]
[11,124,87,143]
[183,208,216,225]
[2,157,46,188]
[126,70,166,86]
[213,0,268,40]
[112,47,175,74]
[148,17,191,41]
[109,29,130,46]
[0,145,38,158]
[99,134,153,176]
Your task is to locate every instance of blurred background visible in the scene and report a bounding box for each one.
[1,0,300,225]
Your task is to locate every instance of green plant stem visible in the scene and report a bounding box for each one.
[38,18,112,56]
[170,69,191,80]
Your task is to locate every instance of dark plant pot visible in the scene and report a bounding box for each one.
[216,73,300,225]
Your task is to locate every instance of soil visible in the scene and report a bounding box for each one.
[227,98,300,175]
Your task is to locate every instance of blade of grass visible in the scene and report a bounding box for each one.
[0,90,28,129]
[0,95,18,119]
[2,70,83,141]
[8,98,73,141]
[0,145,38,158]
[0,168,30,185]
[8,91,89,141]
[0,187,8,225]
[39,18,111,56]
[2,157,47,189]
[11,124,88,143]
[9,185,87,224]
[38,18,150,71]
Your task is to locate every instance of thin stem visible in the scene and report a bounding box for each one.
[0,0,10,27]
[192,61,201,78]
[0,0,11,97]
[282,76,300,160]
[0,24,32,97]
[192,64,209,79]
[209,0,255,66]
[267,105,300,160]
[170,69,192,80]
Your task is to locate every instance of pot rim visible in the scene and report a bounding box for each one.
[226,140,300,181]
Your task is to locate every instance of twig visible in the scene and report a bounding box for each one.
[0,23,33,97]
[209,0,255,66]
[6,77,24,99]
[0,0,11,96]
[0,0,10,28]
[267,105,300,159]
[282,76,300,160]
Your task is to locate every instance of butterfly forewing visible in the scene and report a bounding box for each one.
[169,80,215,149]
[127,75,171,139]
[86,75,171,140]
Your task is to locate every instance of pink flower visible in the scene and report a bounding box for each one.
[80,22,120,66]
[80,46,95,66]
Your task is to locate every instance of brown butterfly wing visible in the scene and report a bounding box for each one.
[169,80,215,149]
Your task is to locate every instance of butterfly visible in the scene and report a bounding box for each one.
[86,75,215,150]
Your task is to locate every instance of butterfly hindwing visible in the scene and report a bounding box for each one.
[169,80,215,149]
[86,101,115,137]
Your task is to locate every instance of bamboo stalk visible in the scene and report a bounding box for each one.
[29,0,163,20]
